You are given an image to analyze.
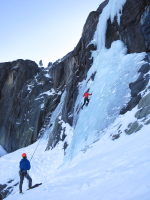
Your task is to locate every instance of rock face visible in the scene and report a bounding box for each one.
[120,54,150,114]
[0,60,40,152]
[0,179,18,198]
[106,0,150,53]
[0,0,150,152]
[135,92,150,119]
[125,121,143,135]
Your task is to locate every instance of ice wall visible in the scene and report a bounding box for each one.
[66,0,146,159]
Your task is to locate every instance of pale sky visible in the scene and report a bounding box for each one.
[0,0,103,66]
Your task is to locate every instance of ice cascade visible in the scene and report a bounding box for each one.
[66,0,146,159]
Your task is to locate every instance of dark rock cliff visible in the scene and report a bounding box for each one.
[106,0,150,53]
[0,60,40,152]
[0,0,150,153]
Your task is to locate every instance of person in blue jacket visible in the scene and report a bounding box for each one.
[19,153,32,193]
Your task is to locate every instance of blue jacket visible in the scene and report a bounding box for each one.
[20,158,31,171]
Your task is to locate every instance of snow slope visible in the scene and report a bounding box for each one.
[1,110,150,200]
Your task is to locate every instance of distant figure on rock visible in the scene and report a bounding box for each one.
[39,60,43,67]
[19,153,32,193]
[82,90,92,108]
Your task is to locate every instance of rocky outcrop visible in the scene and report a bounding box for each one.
[135,92,150,119]
[122,85,150,136]
[120,53,150,114]
[106,0,150,53]
[125,121,143,135]
[0,57,71,152]
[0,60,41,152]
[0,180,18,199]
[115,53,150,137]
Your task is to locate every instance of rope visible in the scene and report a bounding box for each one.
[30,136,43,162]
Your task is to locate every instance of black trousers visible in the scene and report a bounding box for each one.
[19,170,32,192]
[82,97,89,107]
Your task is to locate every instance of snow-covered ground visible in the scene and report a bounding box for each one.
[0,109,150,200]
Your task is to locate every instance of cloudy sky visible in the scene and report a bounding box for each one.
[0,0,104,66]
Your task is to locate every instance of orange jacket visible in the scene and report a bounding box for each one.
[83,92,92,98]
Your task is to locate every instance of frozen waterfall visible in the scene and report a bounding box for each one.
[66,0,146,159]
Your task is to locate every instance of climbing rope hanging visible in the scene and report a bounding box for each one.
[30,136,43,162]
